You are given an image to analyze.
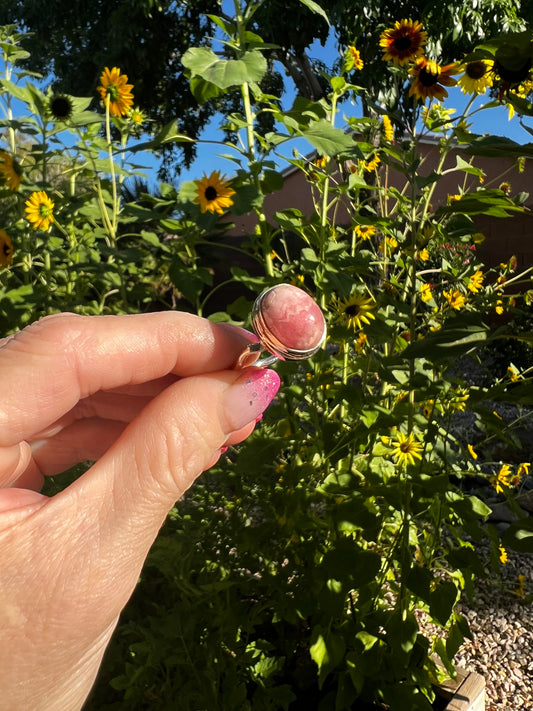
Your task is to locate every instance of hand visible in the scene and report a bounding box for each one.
[0,312,280,711]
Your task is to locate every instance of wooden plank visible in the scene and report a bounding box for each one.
[444,670,485,711]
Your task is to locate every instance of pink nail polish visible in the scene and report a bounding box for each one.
[224,368,280,431]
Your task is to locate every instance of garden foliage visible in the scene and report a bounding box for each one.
[1,4,533,710]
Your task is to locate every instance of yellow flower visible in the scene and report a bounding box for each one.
[495,299,504,315]
[420,283,433,302]
[314,154,328,169]
[422,102,455,130]
[490,464,513,494]
[359,154,381,172]
[514,574,527,598]
[409,58,458,102]
[346,45,364,71]
[472,232,486,245]
[97,67,134,117]
[422,400,434,419]
[418,248,429,261]
[0,151,22,191]
[379,235,398,252]
[382,115,394,142]
[467,270,484,293]
[507,364,520,382]
[517,462,530,478]
[24,191,55,231]
[447,193,462,205]
[354,224,376,240]
[0,229,13,267]
[380,19,427,66]
[458,59,494,94]
[355,332,368,353]
[467,444,478,460]
[499,546,508,565]
[443,289,466,311]
[391,431,423,467]
[291,274,305,287]
[452,387,469,412]
[334,292,376,331]
[193,170,236,214]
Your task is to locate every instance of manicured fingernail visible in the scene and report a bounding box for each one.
[223,368,280,432]
[220,445,229,454]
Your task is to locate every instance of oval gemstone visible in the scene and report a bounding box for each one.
[260,284,325,352]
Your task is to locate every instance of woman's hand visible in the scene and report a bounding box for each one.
[0,311,280,711]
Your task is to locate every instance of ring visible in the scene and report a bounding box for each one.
[237,284,327,368]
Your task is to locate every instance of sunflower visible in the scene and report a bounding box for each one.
[25,191,55,231]
[0,229,13,267]
[382,115,394,142]
[409,58,458,102]
[420,282,433,302]
[379,19,427,66]
[467,270,484,293]
[193,170,236,214]
[346,45,364,71]
[49,94,74,121]
[97,67,134,117]
[490,463,513,494]
[457,59,494,95]
[443,288,466,311]
[391,431,423,467]
[354,224,376,240]
[0,151,22,191]
[360,153,381,173]
[335,292,376,331]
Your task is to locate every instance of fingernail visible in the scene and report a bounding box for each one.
[223,368,280,432]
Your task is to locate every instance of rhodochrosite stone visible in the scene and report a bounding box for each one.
[260,284,325,352]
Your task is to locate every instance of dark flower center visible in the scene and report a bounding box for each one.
[394,35,413,52]
[50,95,72,119]
[419,67,440,87]
[205,186,218,200]
[2,242,10,257]
[400,441,411,453]
[345,304,361,317]
[466,61,488,80]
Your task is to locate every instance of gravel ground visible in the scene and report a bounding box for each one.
[454,546,533,710]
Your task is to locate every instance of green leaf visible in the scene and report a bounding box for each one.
[462,134,533,159]
[129,119,196,152]
[301,119,355,157]
[182,47,267,88]
[503,517,533,552]
[296,0,330,25]
[402,314,489,361]
[310,626,345,688]
[429,581,458,626]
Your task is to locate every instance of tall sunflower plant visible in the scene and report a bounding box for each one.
[0,27,191,328]
[88,8,533,711]
[1,6,533,711]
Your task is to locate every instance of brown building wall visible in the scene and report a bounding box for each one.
[226,138,533,271]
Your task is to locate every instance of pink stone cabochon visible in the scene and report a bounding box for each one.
[260,284,325,351]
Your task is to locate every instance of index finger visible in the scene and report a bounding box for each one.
[0,311,255,446]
